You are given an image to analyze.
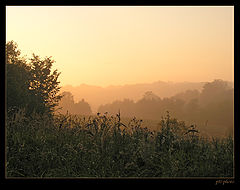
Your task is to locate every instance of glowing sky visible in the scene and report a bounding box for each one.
[6,6,234,87]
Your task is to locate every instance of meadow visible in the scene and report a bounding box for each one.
[6,109,233,178]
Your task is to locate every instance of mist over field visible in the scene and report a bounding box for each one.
[58,80,233,137]
[60,81,206,112]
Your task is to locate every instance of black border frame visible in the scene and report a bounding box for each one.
[1,0,239,187]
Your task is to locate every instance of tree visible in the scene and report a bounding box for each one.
[6,41,62,115]
[6,41,31,114]
[57,91,92,115]
[200,79,232,106]
[28,54,62,114]
[173,89,200,103]
[143,91,160,101]
[73,99,92,115]
[57,91,75,114]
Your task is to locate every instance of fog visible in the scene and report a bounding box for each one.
[60,80,207,113]
[57,79,234,137]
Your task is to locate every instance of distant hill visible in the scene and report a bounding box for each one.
[61,80,211,112]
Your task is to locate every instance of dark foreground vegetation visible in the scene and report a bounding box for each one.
[6,110,233,178]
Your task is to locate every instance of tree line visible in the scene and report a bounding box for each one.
[98,79,233,135]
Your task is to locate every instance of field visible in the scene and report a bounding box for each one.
[121,117,232,139]
[6,109,233,178]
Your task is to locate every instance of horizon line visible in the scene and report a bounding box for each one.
[61,79,234,88]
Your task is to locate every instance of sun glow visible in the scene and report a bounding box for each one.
[6,6,234,87]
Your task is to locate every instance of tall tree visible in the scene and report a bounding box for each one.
[28,54,62,114]
[6,41,31,113]
[57,91,75,114]
[6,41,62,115]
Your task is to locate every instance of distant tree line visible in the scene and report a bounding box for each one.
[98,79,233,134]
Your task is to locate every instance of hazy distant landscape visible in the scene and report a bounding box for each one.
[60,81,206,112]
[6,6,234,178]
[58,80,233,138]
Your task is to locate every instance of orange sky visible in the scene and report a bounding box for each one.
[6,6,234,87]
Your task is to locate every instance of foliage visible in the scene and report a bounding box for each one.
[28,54,62,114]
[6,41,31,113]
[98,80,234,137]
[6,110,233,178]
[6,41,62,116]
[57,91,92,115]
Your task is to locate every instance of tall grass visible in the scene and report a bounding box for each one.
[6,109,233,177]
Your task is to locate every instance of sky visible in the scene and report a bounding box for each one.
[6,6,234,87]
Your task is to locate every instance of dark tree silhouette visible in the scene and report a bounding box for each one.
[28,54,62,114]
[6,41,62,116]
